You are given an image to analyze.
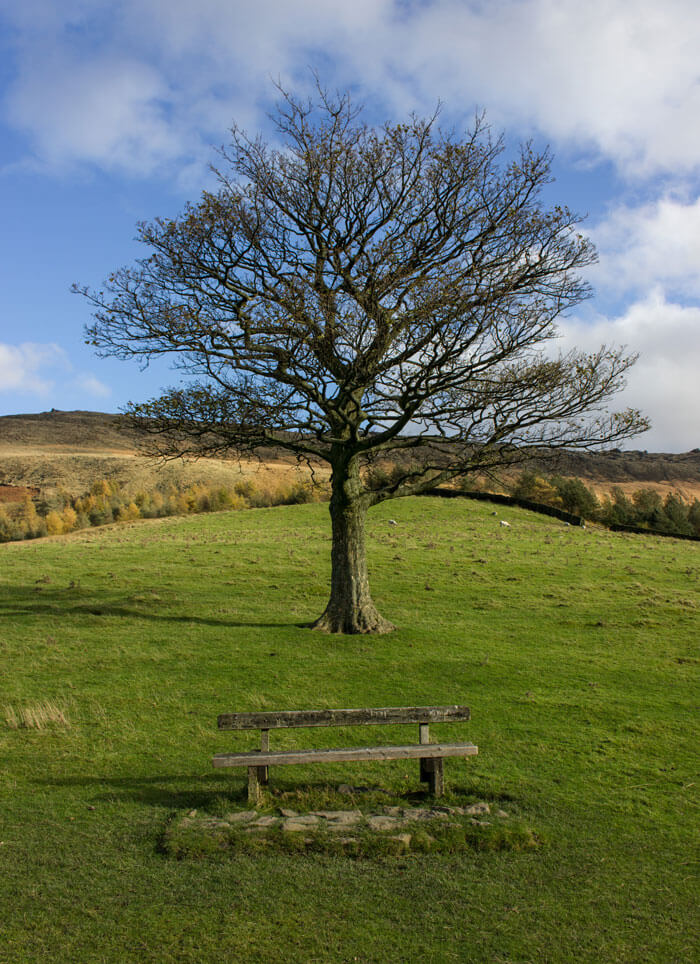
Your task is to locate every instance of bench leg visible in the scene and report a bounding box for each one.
[247,730,269,803]
[420,757,445,796]
[430,758,445,796]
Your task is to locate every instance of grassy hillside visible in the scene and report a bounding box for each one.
[1,498,698,962]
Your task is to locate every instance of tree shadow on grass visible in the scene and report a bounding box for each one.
[37,773,249,810]
[0,585,308,630]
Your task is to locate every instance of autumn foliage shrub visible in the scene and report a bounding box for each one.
[0,474,327,542]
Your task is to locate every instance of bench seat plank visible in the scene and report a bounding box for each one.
[212,742,478,768]
[217,706,471,730]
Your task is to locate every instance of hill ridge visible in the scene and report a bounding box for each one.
[2,409,700,489]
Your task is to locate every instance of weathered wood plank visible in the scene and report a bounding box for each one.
[212,742,478,768]
[217,706,471,730]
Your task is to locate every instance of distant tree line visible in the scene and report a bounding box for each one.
[507,470,700,537]
[2,469,698,544]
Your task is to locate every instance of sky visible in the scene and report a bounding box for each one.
[0,0,699,452]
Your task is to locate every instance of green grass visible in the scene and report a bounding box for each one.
[1,498,698,963]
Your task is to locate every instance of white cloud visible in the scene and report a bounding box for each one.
[0,0,395,176]
[73,373,111,398]
[589,196,700,300]
[0,342,67,395]
[3,0,700,177]
[382,0,700,178]
[0,342,111,402]
[6,53,184,175]
[559,292,700,452]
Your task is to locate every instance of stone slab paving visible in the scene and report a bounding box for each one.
[181,802,506,841]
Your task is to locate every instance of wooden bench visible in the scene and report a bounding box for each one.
[212,706,478,803]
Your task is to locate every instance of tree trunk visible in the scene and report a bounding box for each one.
[311,460,394,634]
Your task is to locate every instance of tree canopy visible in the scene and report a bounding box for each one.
[79,85,648,632]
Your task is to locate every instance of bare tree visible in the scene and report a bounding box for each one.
[78,86,648,633]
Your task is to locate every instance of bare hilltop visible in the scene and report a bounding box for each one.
[0,410,314,503]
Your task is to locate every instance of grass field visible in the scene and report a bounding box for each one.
[1,497,698,963]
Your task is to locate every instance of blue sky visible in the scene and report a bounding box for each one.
[0,0,699,452]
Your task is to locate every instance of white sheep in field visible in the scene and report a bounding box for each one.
[388,519,398,526]
[500,520,511,527]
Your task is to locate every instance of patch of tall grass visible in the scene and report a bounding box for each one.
[4,700,71,730]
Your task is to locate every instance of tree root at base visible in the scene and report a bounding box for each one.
[308,611,396,634]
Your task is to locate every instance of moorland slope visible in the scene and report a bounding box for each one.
[1,409,699,501]
[0,410,317,500]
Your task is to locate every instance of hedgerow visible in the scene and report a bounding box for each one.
[508,469,700,536]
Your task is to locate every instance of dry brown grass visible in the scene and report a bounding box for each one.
[0,410,331,502]
[4,700,71,730]
[586,479,700,502]
[0,448,329,503]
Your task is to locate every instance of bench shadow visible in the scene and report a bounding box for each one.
[37,772,489,810]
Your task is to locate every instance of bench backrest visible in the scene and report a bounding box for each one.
[218,705,470,730]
